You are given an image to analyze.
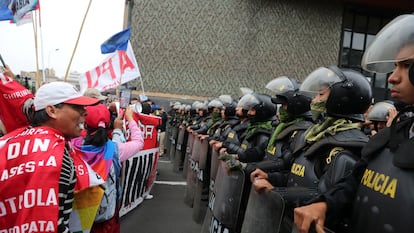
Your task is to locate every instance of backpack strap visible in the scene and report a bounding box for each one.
[108,140,122,202]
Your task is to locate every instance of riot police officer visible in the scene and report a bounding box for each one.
[220,92,277,163]
[254,65,372,233]
[213,97,251,154]
[294,14,414,233]
[187,101,209,134]
[367,101,397,135]
[249,76,313,188]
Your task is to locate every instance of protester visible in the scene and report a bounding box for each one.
[141,101,152,115]
[158,107,168,156]
[130,96,140,105]
[0,119,6,136]
[0,65,34,133]
[294,14,414,233]
[83,88,108,103]
[71,104,144,233]
[0,82,100,232]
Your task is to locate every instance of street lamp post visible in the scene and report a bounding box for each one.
[47,48,60,82]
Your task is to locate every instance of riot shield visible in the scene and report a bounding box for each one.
[200,145,220,233]
[241,188,285,233]
[183,134,201,207]
[173,127,186,172]
[206,161,245,233]
[164,121,172,157]
[209,148,220,193]
[183,132,195,179]
[169,125,179,161]
[192,138,210,224]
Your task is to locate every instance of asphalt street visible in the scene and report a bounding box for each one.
[120,155,202,233]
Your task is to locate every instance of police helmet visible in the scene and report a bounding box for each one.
[361,14,414,85]
[196,102,208,111]
[184,104,191,112]
[240,87,254,96]
[219,95,237,117]
[300,66,372,121]
[208,98,223,113]
[238,93,276,122]
[173,103,181,110]
[368,101,395,122]
[191,101,201,110]
[265,76,311,116]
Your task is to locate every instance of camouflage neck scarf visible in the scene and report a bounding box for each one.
[310,100,327,122]
[305,117,360,142]
[266,118,303,152]
[245,120,273,138]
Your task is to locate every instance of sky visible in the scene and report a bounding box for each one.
[0,0,125,78]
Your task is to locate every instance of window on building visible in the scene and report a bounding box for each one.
[339,6,409,100]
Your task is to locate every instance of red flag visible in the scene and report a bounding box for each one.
[0,74,34,133]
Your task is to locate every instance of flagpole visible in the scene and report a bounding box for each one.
[140,75,145,95]
[32,10,41,90]
[64,0,93,82]
[39,16,45,83]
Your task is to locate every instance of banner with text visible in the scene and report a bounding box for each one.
[119,113,161,217]
[78,41,141,94]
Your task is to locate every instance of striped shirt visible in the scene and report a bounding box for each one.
[58,143,77,233]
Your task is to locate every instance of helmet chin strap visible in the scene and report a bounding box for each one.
[409,62,414,85]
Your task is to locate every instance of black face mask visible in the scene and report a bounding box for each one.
[237,109,247,118]
[247,113,256,122]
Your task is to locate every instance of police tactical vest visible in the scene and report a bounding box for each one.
[265,120,313,160]
[218,118,241,141]
[286,129,368,201]
[351,117,414,233]
[351,146,414,233]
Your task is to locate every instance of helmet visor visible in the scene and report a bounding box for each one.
[367,101,395,122]
[299,67,342,98]
[219,95,233,105]
[265,76,298,95]
[362,14,414,73]
[237,93,260,110]
[208,99,223,109]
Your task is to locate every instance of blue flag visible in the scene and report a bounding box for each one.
[101,28,131,54]
[0,0,13,21]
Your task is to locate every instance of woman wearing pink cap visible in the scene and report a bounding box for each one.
[71,103,144,233]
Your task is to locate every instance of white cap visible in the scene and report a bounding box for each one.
[83,88,108,101]
[34,82,100,111]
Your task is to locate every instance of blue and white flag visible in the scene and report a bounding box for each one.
[0,0,13,21]
[101,27,131,54]
[9,0,39,22]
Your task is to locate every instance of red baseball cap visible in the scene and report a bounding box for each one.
[85,104,111,128]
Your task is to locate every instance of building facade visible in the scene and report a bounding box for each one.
[126,0,414,101]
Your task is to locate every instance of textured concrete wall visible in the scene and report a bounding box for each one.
[128,0,343,98]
